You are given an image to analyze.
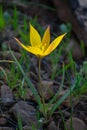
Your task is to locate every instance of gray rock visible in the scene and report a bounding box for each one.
[66,38,84,60]
[10,101,37,127]
[0,117,7,125]
[41,80,54,100]
[0,127,13,130]
[0,85,14,106]
[66,117,87,130]
[0,51,21,61]
[23,126,32,130]
[2,38,20,51]
[47,121,57,130]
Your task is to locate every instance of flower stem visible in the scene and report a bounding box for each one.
[38,58,47,119]
[70,85,74,130]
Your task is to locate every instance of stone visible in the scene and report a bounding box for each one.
[66,117,87,130]
[52,0,87,47]
[0,51,21,61]
[0,84,14,106]
[56,90,78,107]
[0,127,13,130]
[2,38,20,51]
[66,39,84,60]
[23,126,32,130]
[24,88,33,100]
[0,117,7,125]
[41,80,54,100]
[10,101,37,127]
[47,121,57,130]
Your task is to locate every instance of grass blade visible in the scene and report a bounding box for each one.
[9,48,42,107]
[0,66,8,80]
[48,63,65,105]
[49,77,78,117]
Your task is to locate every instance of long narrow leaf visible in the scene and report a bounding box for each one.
[49,78,78,117]
[0,66,8,80]
[48,63,65,105]
[9,48,42,107]
[0,60,14,63]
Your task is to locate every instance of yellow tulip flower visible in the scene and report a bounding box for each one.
[15,24,66,58]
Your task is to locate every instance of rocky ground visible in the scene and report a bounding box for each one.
[0,0,87,130]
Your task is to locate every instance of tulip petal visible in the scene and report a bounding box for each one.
[43,33,66,56]
[30,24,41,47]
[15,38,42,56]
[42,26,50,49]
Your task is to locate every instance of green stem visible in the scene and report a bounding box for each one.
[70,85,74,130]
[58,106,67,130]
[38,58,47,119]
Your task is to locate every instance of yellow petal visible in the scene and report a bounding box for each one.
[30,24,41,47]
[43,33,66,56]
[27,46,42,56]
[15,38,42,56]
[42,26,50,49]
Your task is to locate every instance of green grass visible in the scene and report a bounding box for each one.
[50,45,63,80]
[16,115,23,130]
[12,6,19,30]
[19,16,29,44]
[73,61,87,97]
[0,66,8,80]
[0,6,5,31]
[7,63,20,89]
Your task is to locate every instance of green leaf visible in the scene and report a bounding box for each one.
[48,63,65,105]
[0,6,5,30]
[49,78,77,117]
[9,48,42,107]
